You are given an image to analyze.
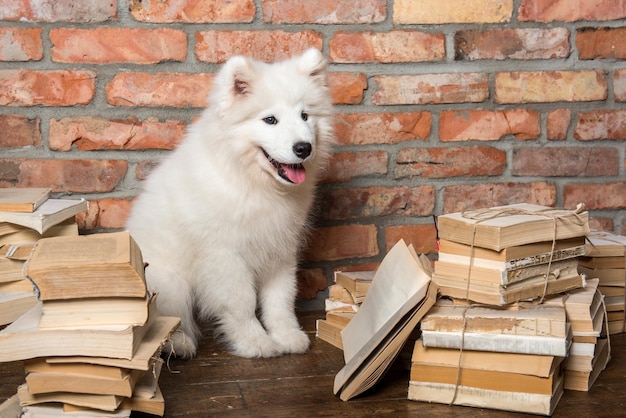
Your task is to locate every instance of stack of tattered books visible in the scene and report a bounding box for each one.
[0,188,88,327]
[579,230,626,335]
[0,232,180,417]
[408,203,607,415]
[316,270,374,350]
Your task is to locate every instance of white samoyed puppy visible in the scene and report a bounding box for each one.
[125,48,334,359]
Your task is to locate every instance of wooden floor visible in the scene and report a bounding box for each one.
[1,311,625,417]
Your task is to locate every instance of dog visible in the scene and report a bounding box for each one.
[125,48,334,359]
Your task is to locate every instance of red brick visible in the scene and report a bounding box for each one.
[564,183,626,210]
[129,0,255,23]
[303,224,379,262]
[0,70,95,106]
[262,0,385,23]
[0,0,117,22]
[385,224,438,255]
[328,73,367,104]
[0,115,41,147]
[455,28,569,60]
[574,110,626,140]
[50,28,186,64]
[615,69,626,102]
[439,109,540,141]
[49,117,186,151]
[330,31,444,63]
[395,146,506,179]
[296,268,327,300]
[394,0,513,24]
[334,112,431,145]
[0,28,42,61]
[373,73,489,105]
[519,0,626,22]
[195,31,323,63]
[135,160,160,181]
[319,186,435,220]
[79,198,133,230]
[577,27,626,59]
[324,151,388,183]
[512,147,618,177]
[547,109,571,140]
[0,159,127,192]
[495,71,607,103]
[442,182,557,213]
[589,217,613,233]
[107,72,213,108]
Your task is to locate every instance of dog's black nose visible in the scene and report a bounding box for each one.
[293,142,312,159]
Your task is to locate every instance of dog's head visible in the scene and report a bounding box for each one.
[208,48,334,187]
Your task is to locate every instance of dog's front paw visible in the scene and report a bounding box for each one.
[272,328,310,355]
[164,329,198,359]
[229,333,282,358]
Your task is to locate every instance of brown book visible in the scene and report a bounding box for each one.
[0,218,79,246]
[17,383,122,412]
[434,264,584,306]
[437,203,589,251]
[316,319,344,350]
[554,278,603,335]
[0,301,156,362]
[333,270,375,302]
[0,198,87,235]
[63,385,165,416]
[585,230,626,257]
[579,266,625,287]
[328,284,357,304]
[39,295,152,329]
[438,237,585,265]
[579,256,625,269]
[25,231,147,300]
[0,188,50,213]
[434,257,579,287]
[0,291,37,326]
[564,338,610,392]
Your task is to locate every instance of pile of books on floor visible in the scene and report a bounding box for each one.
[316,270,374,350]
[579,230,626,335]
[0,188,88,327]
[408,203,610,415]
[0,231,180,417]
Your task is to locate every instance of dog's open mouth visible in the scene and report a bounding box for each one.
[262,149,306,184]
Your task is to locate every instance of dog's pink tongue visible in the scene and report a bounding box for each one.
[282,164,306,184]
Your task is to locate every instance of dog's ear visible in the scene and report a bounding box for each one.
[298,48,327,86]
[211,55,256,118]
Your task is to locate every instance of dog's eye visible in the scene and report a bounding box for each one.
[301,111,308,121]
[263,116,278,125]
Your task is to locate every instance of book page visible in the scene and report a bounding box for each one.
[341,239,431,363]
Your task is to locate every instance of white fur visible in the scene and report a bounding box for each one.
[126,49,334,358]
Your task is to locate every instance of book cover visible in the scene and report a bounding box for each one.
[0,188,50,213]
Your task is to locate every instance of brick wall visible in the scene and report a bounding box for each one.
[1,0,625,308]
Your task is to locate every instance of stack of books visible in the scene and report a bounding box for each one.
[0,231,180,416]
[552,278,610,391]
[316,270,374,349]
[579,230,626,335]
[408,203,592,415]
[0,188,88,326]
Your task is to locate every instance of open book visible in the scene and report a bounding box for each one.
[333,239,436,401]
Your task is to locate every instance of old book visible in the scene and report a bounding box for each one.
[0,241,34,283]
[585,230,626,257]
[0,188,50,213]
[0,301,156,362]
[45,316,181,371]
[39,295,151,329]
[559,278,604,336]
[333,270,375,303]
[0,291,37,326]
[17,383,122,412]
[25,358,128,380]
[579,256,624,269]
[25,231,147,300]
[64,386,165,417]
[0,198,87,235]
[438,237,585,270]
[437,203,589,251]
[328,284,357,305]
[420,300,570,356]
[564,338,610,391]
[434,257,579,287]
[20,404,130,418]
[333,239,436,401]
[579,266,625,286]
[326,311,355,328]
[316,319,343,350]
[410,339,564,395]
[434,265,585,306]
[0,218,79,246]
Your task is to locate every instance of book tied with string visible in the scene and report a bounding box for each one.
[433,203,590,306]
